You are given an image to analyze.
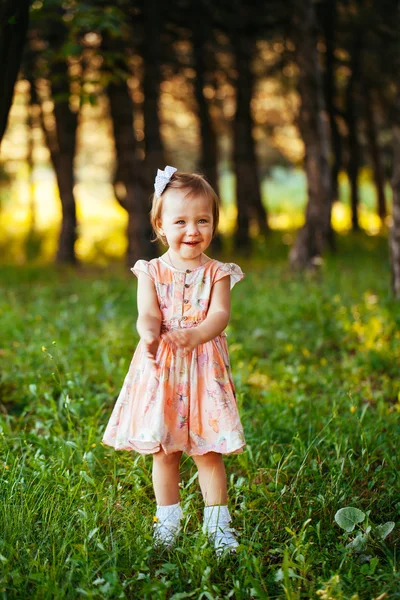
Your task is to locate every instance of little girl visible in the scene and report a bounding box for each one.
[102,166,246,556]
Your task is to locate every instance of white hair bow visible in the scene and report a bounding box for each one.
[154,165,177,197]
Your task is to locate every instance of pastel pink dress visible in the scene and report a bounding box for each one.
[101,257,246,456]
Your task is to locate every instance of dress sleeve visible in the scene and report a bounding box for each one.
[130,259,155,281]
[214,262,245,290]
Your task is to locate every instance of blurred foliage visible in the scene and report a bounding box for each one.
[1,0,396,265]
[0,168,392,265]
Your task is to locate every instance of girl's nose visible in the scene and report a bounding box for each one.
[187,223,200,235]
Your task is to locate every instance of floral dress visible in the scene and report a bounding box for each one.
[101,257,246,456]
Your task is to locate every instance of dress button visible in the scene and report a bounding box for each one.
[186,269,191,273]
[183,299,189,304]
[184,283,190,288]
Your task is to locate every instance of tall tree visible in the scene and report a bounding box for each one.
[232,28,269,250]
[191,8,219,197]
[390,82,400,297]
[102,28,155,264]
[190,2,223,251]
[0,0,31,146]
[140,0,166,178]
[289,0,333,270]
[318,0,342,206]
[357,1,389,224]
[205,0,275,249]
[345,25,363,231]
[389,0,400,298]
[363,83,387,221]
[36,8,78,264]
[339,0,392,229]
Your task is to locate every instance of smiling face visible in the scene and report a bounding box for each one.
[157,188,214,264]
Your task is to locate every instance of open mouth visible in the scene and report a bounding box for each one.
[184,242,199,246]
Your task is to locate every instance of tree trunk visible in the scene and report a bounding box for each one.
[233,33,269,250]
[289,0,333,270]
[107,80,155,264]
[52,82,78,265]
[30,66,78,264]
[319,0,340,252]
[27,83,35,233]
[320,0,342,207]
[192,24,219,194]
[390,84,400,298]
[33,77,78,264]
[363,83,387,221]
[0,0,30,145]
[345,33,362,231]
[191,17,222,252]
[34,10,79,265]
[44,62,78,263]
[141,0,166,177]
[101,29,156,264]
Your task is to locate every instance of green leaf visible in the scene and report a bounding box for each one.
[247,575,269,599]
[345,532,368,551]
[79,470,95,486]
[274,567,297,582]
[374,522,395,540]
[335,507,366,532]
[369,557,379,574]
[88,527,99,540]
[65,440,78,448]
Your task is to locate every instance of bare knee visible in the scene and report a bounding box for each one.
[153,449,182,466]
[192,451,223,467]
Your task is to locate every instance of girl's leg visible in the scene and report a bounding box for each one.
[191,451,228,506]
[192,452,238,555]
[152,449,183,506]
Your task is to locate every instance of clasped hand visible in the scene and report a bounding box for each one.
[141,328,202,364]
[162,328,202,357]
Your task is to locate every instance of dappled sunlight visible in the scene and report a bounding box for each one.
[331,202,385,234]
[74,183,128,264]
[0,176,389,263]
[1,80,393,264]
[269,212,304,229]
[247,372,271,388]
[343,291,394,353]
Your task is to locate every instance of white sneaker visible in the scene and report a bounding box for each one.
[153,502,183,549]
[202,505,239,556]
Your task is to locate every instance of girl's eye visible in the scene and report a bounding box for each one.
[176,220,185,225]
[199,219,208,224]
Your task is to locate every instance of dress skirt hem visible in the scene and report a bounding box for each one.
[101,438,245,457]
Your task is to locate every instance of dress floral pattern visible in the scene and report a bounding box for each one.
[101,257,246,456]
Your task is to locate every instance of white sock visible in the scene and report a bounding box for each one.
[203,504,230,527]
[155,502,183,520]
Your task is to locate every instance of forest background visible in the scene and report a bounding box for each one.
[1,0,399,277]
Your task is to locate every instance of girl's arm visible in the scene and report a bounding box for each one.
[136,272,162,362]
[194,276,231,344]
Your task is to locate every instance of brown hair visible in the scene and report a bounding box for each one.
[150,171,220,245]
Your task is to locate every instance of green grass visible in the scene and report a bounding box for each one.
[0,231,399,599]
